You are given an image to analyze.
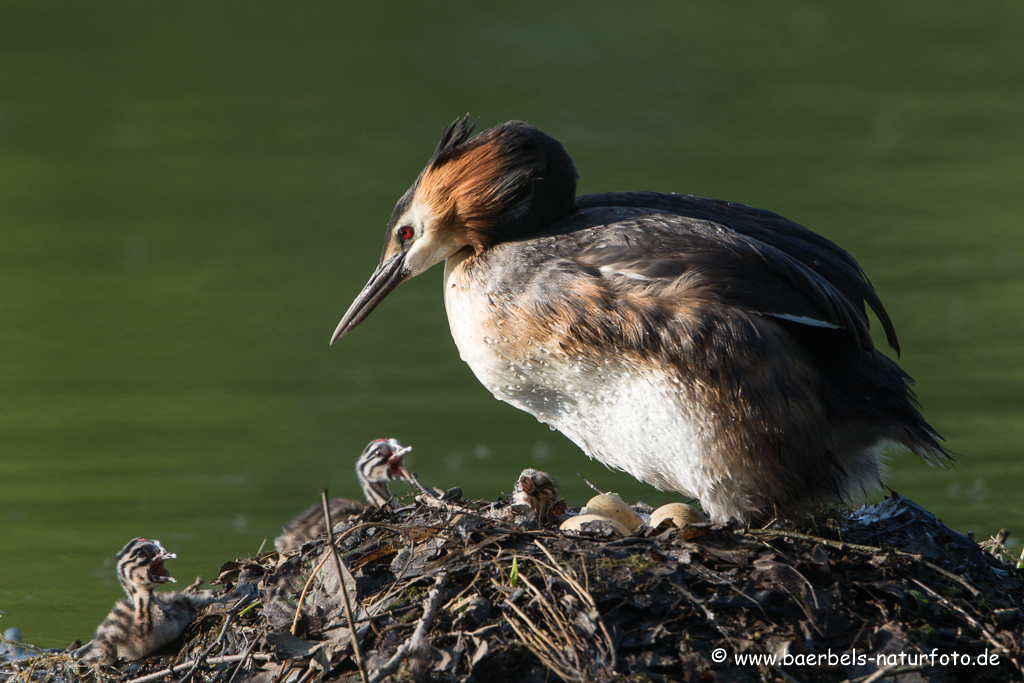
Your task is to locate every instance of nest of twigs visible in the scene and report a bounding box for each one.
[3,494,1023,683]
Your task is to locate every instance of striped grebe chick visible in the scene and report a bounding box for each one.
[511,468,563,523]
[274,438,413,552]
[73,538,214,665]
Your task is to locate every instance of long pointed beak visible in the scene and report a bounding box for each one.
[331,254,408,344]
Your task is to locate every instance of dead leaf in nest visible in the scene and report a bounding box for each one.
[432,646,457,673]
[317,552,358,599]
[350,544,398,571]
[265,631,321,659]
[314,628,360,666]
[214,559,261,586]
[391,545,433,581]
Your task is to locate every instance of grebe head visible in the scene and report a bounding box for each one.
[331,116,578,343]
[511,468,561,521]
[356,438,413,507]
[115,538,177,593]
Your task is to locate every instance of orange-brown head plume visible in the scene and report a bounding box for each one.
[409,115,579,251]
[332,116,579,344]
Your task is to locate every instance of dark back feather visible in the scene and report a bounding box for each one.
[574,192,899,354]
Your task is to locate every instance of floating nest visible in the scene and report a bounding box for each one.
[3,495,1022,683]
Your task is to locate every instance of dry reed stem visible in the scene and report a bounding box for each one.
[321,491,368,683]
[532,539,616,669]
[368,572,448,683]
[909,577,1024,676]
[501,542,615,682]
[120,653,274,683]
[749,528,984,597]
[288,520,425,636]
[224,629,264,683]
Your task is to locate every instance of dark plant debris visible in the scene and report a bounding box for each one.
[3,494,1023,683]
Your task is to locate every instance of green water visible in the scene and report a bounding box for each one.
[2,2,1023,648]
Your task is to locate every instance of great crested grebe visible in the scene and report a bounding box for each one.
[274,438,413,552]
[330,116,949,524]
[73,539,215,665]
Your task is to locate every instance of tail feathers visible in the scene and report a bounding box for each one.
[900,425,954,468]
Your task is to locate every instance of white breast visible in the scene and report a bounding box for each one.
[444,257,714,502]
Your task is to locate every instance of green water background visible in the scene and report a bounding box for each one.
[2,2,1022,648]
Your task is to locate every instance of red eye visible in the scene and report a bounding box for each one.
[397,226,414,242]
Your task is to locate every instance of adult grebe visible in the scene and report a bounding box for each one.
[330,116,948,524]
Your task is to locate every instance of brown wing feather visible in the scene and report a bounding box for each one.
[572,192,898,354]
